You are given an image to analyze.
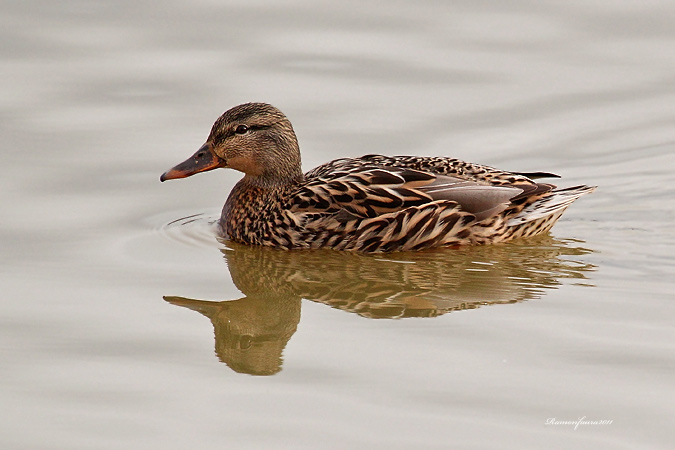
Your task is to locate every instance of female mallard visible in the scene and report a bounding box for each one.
[161,103,595,252]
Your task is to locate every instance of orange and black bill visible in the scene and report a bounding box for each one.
[160,143,225,182]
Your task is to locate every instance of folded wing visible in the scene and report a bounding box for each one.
[291,165,527,222]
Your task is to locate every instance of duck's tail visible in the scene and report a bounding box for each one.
[506,185,597,228]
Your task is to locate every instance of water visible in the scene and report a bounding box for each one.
[2,1,674,449]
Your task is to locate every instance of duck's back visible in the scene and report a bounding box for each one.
[273,155,594,252]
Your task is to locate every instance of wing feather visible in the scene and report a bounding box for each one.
[293,164,524,222]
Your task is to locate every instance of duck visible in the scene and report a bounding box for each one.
[160,102,595,252]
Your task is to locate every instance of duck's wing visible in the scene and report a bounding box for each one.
[313,154,549,186]
[292,164,527,222]
[513,171,560,180]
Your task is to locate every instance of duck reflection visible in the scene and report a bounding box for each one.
[165,235,594,375]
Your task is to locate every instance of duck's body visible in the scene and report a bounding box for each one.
[161,103,595,252]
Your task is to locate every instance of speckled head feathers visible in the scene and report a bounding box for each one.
[207,103,302,186]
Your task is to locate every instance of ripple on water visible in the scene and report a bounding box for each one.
[151,210,223,249]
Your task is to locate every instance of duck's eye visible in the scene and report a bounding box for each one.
[235,124,249,135]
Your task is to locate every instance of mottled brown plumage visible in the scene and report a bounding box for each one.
[161,103,595,252]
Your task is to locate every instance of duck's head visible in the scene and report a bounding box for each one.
[160,103,302,186]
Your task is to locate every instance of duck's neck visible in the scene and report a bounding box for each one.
[220,174,302,244]
[248,167,304,190]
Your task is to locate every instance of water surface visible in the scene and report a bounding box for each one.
[2,1,674,449]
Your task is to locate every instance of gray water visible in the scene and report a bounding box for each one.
[2,1,674,449]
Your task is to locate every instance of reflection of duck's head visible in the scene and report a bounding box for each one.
[165,295,300,376]
[221,235,595,319]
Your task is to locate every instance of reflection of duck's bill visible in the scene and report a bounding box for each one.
[163,295,221,315]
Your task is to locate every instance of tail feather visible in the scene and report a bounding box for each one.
[507,185,596,226]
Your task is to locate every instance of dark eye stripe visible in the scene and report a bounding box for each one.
[233,124,272,136]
